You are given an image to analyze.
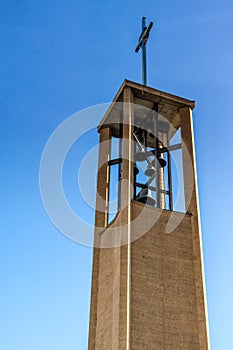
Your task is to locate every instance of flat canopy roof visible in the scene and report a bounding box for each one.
[98,79,195,132]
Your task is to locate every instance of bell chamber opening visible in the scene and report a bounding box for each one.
[104,107,185,224]
[97,81,192,225]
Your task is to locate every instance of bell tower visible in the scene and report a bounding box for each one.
[88,79,210,349]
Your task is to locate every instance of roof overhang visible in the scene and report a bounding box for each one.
[98,79,195,133]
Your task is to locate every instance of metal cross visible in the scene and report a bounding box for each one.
[135,17,153,86]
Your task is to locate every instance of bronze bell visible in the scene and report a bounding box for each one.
[134,150,147,162]
[159,157,167,168]
[144,163,156,177]
[137,189,156,206]
[134,165,139,175]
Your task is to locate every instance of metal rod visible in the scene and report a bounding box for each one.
[154,104,160,208]
[133,128,137,200]
[135,182,170,195]
[118,123,123,210]
[133,131,153,166]
[108,158,122,166]
[167,132,173,211]
[158,143,182,154]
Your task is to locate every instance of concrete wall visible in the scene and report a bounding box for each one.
[130,203,199,349]
[88,202,209,349]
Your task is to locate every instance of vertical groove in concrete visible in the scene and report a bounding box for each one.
[122,87,134,350]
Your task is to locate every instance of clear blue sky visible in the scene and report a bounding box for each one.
[1,0,233,349]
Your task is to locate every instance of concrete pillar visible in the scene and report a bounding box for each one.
[180,107,210,350]
[88,127,111,350]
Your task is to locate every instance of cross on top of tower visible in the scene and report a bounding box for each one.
[135,17,154,86]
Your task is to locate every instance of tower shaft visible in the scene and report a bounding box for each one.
[88,80,210,350]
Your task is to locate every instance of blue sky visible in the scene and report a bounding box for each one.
[1,0,233,349]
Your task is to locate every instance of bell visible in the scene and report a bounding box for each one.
[159,157,167,168]
[137,189,156,206]
[134,150,147,162]
[134,165,139,175]
[144,163,156,177]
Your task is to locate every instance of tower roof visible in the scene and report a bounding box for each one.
[98,79,195,134]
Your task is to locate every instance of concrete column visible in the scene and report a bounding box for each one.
[121,87,134,210]
[180,107,210,350]
[95,127,112,229]
[118,87,134,350]
[88,126,111,350]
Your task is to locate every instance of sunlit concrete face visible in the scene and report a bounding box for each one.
[88,80,210,350]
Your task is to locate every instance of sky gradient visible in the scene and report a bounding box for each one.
[1,1,233,349]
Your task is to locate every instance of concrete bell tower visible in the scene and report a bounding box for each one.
[88,79,210,350]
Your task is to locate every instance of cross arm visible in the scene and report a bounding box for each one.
[135,21,153,53]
